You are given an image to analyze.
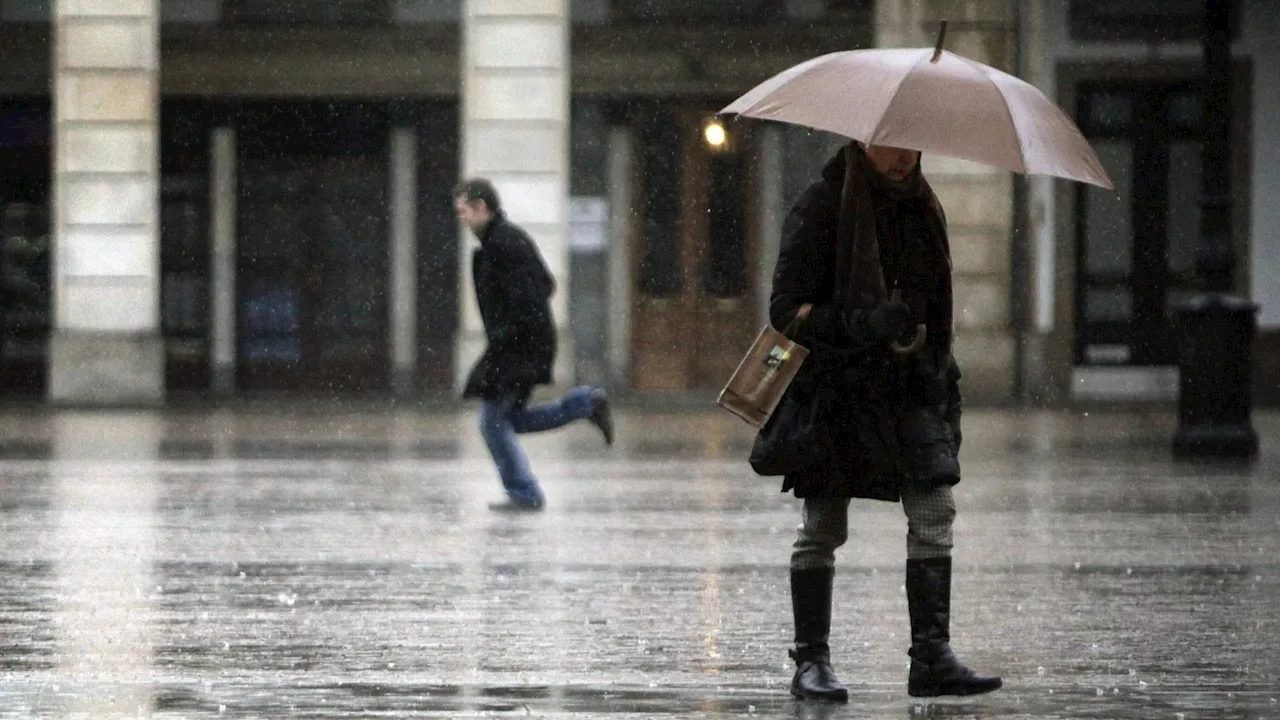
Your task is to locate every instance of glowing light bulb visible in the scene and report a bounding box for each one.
[704,122,727,148]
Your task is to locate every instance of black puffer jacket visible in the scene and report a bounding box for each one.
[463,213,557,400]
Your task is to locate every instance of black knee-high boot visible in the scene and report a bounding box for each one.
[789,568,848,703]
[905,557,1002,697]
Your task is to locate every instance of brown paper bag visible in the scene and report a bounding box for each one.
[716,305,812,428]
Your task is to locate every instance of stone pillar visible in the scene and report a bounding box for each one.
[389,127,419,399]
[756,125,784,327]
[1022,0,1062,402]
[49,0,163,405]
[457,0,571,393]
[209,127,236,397]
[605,126,633,391]
[876,0,1017,403]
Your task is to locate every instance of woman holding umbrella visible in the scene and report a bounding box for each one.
[721,23,1112,703]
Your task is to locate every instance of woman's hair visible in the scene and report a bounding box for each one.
[453,178,502,213]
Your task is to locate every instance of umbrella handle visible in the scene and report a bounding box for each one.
[888,288,927,355]
[891,325,928,355]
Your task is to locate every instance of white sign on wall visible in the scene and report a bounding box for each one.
[568,196,609,253]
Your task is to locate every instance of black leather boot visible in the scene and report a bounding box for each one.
[789,568,849,703]
[905,558,1002,697]
[902,407,961,487]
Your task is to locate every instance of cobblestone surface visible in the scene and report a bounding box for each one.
[0,406,1277,718]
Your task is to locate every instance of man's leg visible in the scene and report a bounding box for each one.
[508,386,613,444]
[479,394,545,509]
[901,483,1001,696]
[788,496,851,703]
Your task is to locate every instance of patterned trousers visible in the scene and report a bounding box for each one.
[791,484,956,570]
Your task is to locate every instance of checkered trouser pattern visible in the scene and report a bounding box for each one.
[790,484,957,570]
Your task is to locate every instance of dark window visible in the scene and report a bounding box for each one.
[233,101,390,391]
[638,107,683,298]
[238,167,305,364]
[1068,0,1240,43]
[615,0,783,23]
[704,151,748,298]
[0,202,49,338]
[0,98,51,395]
[0,0,49,23]
[160,0,220,24]
[1082,91,1134,134]
[413,102,460,394]
[160,102,211,342]
[160,179,208,338]
[222,0,390,26]
[1167,90,1202,132]
[824,0,870,16]
[236,102,387,159]
[1074,82,1206,367]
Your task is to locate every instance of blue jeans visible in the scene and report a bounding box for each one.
[479,386,595,504]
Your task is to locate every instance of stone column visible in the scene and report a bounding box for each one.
[209,127,236,397]
[756,125,784,327]
[876,0,1017,403]
[605,126,633,391]
[49,0,163,405]
[1022,0,1062,402]
[389,127,419,399]
[457,0,571,393]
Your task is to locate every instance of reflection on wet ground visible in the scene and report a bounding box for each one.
[0,407,1277,718]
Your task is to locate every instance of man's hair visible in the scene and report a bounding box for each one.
[453,178,502,213]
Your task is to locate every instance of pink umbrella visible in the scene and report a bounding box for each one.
[720,23,1113,190]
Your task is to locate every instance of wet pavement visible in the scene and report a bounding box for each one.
[0,404,1278,719]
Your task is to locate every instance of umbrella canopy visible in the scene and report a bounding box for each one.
[720,45,1113,190]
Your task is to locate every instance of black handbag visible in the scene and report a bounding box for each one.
[748,378,829,477]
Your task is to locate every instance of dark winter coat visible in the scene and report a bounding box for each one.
[769,144,962,501]
[463,213,557,400]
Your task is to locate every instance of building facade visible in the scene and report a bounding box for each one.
[0,0,1274,406]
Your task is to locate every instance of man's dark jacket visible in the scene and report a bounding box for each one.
[463,212,556,400]
[768,146,962,501]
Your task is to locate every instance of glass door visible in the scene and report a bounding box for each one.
[237,157,389,392]
[1075,82,1203,367]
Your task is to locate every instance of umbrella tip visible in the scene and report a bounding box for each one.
[931,20,948,63]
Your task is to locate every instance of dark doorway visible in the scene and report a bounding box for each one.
[0,97,51,397]
[1074,81,1206,367]
[236,101,390,393]
[415,107,460,396]
[161,100,214,392]
[627,101,759,391]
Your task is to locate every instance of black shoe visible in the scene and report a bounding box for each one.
[905,558,1002,697]
[589,389,614,446]
[487,499,544,513]
[902,407,960,486]
[789,568,848,703]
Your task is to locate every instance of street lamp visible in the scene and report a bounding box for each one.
[1169,0,1259,458]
